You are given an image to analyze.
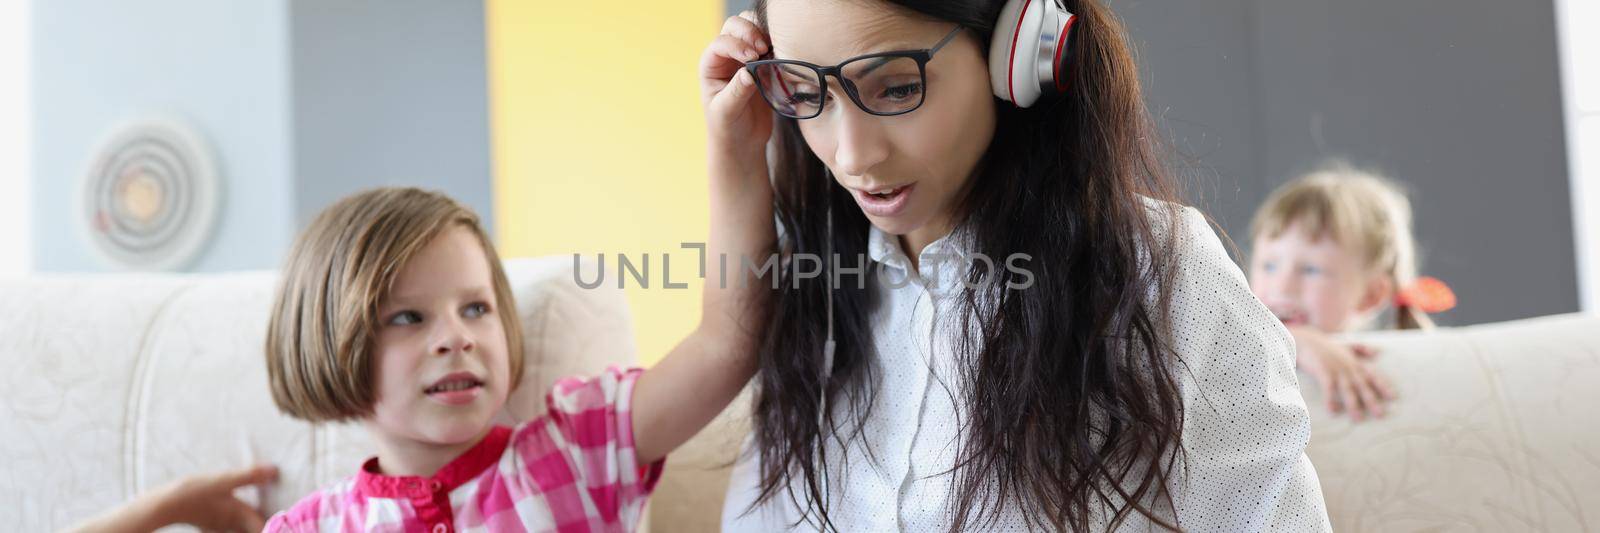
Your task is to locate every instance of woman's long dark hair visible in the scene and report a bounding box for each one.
[748,1,1189,530]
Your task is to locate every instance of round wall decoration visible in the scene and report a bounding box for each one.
[79,116,221,271]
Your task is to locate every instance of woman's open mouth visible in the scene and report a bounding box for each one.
[853,183,914,217]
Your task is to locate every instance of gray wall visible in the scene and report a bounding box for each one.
[1119,0,1576,326]
[728,0,1579,326]
[31,0,493,273]
[289,0,494,231]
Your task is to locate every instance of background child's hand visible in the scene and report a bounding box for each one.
[1291,327,1396,422]
[699,11,774,169]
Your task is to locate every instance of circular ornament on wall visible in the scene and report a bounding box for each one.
[79,116,221,270]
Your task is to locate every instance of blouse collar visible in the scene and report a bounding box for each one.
[355,425,512,499]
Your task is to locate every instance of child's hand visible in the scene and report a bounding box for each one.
[1290,327,1396,422]
[700,11,774,169]
[149,465,279,532]
[70,464,278,533]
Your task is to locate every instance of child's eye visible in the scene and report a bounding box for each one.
[1300,265,1322,276]
[463,302,490,319]
[388,310,423,326]
[1261,261,1277,273]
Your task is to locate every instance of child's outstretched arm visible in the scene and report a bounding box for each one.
[630,11,775,466]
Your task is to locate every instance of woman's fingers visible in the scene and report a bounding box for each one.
[721,12,769,56]
[701,34,762,83]
[700,11,774,161]
[708,68,760,122]
[701,13,768,84]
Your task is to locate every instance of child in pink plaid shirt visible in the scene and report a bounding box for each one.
[261,186,771,532]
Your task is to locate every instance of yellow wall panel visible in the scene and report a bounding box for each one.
[489,1,720,365]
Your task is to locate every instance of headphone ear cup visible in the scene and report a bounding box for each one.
[1052,13,1078,92]
[989,0,1076,108]
[989,0,1043,107]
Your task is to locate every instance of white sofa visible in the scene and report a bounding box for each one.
[0,257,642,531]
[4,256,1599,531]
[1302,314,1600,531]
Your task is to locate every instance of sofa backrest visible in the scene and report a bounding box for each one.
[1312,313,1600,531]
[0,257,637,530]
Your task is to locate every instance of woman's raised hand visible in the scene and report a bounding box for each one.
[628,11,782,467]
[700,11,775,169]
[697,10,777,296]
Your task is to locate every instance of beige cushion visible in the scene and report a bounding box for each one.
[650,387,752,532]
[1311,313,1600,531]
[0,256,637,530]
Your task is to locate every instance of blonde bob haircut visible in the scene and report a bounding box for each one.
[265,187,524,422]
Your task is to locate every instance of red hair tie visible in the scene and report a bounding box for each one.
[1395,276,1456,314]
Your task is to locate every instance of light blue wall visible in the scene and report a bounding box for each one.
[30,0,493,273]
[31,0,295,272]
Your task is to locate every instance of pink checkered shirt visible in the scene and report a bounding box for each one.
[265,366,663,533]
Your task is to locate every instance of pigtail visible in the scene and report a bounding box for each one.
[1393,301,1430,330]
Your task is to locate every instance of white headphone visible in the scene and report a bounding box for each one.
[988,0,1079,108]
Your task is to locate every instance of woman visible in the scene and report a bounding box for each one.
[698,0,1331,530]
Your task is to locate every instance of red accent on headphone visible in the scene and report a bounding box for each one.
[1004,0,1033,105]
[1053,14,1077,92]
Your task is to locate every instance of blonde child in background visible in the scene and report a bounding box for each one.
[262,185,772,531]
[1248,162,1456,422]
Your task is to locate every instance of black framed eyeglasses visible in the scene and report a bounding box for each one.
[744,26,963,119]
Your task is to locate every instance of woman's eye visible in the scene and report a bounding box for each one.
[787,90,825,107]
[1261,261,1277,273]
[388,311,422,326]
[881,82,923,101]
[463,302,490,319]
